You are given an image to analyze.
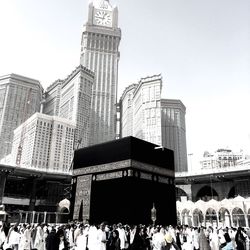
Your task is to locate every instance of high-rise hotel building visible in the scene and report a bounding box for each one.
[120,75,162,146]
[11,113,75,172]
[80,0,121,145]
[42,79,63,116]
[43,65,94,149]
[161,99,187,172]
[0,74,43,160]
[119,75,188,172]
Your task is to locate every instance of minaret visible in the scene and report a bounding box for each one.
[80,0,121,145]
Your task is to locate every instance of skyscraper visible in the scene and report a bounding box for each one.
[161,99,188,172]
[120,75,162,146]
[44,65,94,149]
[0,74,43,160]
[80,0,121,145]
[11,113,75,172]
[119,75,188,172]
[42,79,63,116]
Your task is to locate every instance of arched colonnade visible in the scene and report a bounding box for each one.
[177,195,250,228]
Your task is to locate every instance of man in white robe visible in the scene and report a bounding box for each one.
[117,223,128,250]
[96,223,107,250]
[0,222,6,248]
[87,225,98,250]
[19,224,32,250]
[34,224,45,250]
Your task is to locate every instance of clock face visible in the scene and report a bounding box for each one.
[94,10,112,26]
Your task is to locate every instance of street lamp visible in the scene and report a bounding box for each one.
[151,203,157,226]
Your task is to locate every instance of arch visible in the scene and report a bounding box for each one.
[218,207,231,228]
[196,185,219,201]
[58,198,70,212]
[193,208,204,227]
[181,209,192,226]
[61,207,69,213]
[205,208,217,227]
[228,186,236,198]
[59,207,70,223]
[175,187,188,201]
[232,207,245,227]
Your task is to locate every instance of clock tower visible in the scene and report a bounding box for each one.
[80,0,121,146]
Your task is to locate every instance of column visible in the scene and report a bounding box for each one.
[216,212,219,227]
[37,213,40,224]
[55,213,58,224]
[245,213,249,228]
[43,212,47,224]
[25,213,28,224]
[230,212,234,227]
[19,212,23,224]
[29,178,38,211]
[180,214,183,225]
[191,214,194,227]
[0,173,7,204]
[31,211,35,224]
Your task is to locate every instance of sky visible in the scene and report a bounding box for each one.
[0,0,250,169]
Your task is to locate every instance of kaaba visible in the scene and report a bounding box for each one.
[71,136,177,225]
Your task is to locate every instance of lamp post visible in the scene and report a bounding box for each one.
[151,203,157,226]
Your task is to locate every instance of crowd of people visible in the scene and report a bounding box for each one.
[0,220,249,250]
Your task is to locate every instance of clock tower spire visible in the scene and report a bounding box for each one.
[80,0,121,146]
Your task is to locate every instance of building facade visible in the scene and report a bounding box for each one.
[11,113,75,172]
[43,65,94,149]
[80,0,121,146]
[42,79,63,116]
[119,75,188,172]
[0,74,43,160]
[119,84,138,138]
[161,99,188,172]
[201,149,244,169]
[58,66,94,148]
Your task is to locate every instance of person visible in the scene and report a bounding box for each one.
[130,226,144,250]
[65,224,74,249]
[235,227,246,250]
[107,224,118,250]
[209,227,220,250]
[117,223,128,250]
[96,222,107,250]
[8,226,20,250]
[124,225,130,249]
[109,230,121,250]
[198,227,210,250]
[75,225,88,250]
[45,228,60,250]
[151,227,165,250]
[0,222,6,249]
[140,226,150,250]
[222,232,234,250]
[164,228,174,250]
[87,224,98,250]
[33,224,45,250]
[192,227,199,250]
[57,228,69,250]
[19,224,32,250]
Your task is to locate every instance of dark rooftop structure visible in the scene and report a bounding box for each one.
[72,136,177,225]
[73,136,174,170]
